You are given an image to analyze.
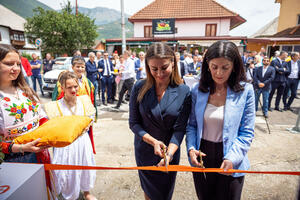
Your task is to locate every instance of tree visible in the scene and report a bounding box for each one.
[25,1,98,56]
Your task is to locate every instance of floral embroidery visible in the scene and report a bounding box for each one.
[26,99,39,117]
[7,119,39,139]
[3,97,10,102]
[5,103,27,124]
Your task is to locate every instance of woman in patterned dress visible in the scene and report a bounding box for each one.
[0,44,50,163]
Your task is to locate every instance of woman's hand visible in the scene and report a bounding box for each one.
[22,138,50,153]
[189,149,206,167]
[156,154,172,167]
[220,159,233,175]
[153,140,166,158]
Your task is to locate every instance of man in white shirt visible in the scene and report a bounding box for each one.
[283,52,300,111]
[114,50,136,109]
[135,51,146,80]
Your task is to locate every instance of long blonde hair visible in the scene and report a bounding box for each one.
[0,44,39,102]
[137,42,182,102]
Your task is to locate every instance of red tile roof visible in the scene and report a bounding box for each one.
[129,0,246,29]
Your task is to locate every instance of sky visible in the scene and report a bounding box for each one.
[37,0,280,36]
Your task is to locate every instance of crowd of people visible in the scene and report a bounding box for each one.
[243,49,300,118]
[0,41,299,200]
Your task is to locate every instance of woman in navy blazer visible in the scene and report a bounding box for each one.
[129,43,191,200]
[186,41,255,200]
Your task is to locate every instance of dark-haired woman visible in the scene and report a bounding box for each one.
[186,40,255,200]
[0,44,50,163]
[129,42,191,200]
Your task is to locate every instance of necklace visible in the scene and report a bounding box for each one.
[63,98,77,115]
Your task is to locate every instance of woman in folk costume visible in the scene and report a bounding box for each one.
[52,56,97,154]
[0,44,52,192]
[45,71,97,200]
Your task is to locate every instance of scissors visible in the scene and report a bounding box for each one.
[199,150,206,179]
[162,146,168,172]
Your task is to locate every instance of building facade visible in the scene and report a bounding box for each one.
[106,0,246,54]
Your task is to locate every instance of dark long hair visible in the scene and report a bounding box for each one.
[137,42,182,102]
[199,40,247,94]
[0,44,39,102]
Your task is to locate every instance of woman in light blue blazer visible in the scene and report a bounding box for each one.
[186,40,255,200]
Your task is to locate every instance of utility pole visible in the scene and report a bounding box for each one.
[76,0,78,16]
[121,0,126,53]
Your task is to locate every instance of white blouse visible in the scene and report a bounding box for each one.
[0,88,46,142]
[202,103,224,143]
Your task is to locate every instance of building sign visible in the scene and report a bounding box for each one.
[152,18,175,35]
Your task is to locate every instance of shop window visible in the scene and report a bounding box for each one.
[282,45,292,53]
[298,14,300,25]
[144,26,152,38]
[205,24,217,37]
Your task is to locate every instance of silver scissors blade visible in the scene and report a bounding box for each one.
[199,150,206,179]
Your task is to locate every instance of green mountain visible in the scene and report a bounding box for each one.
[0,0,53,18]
[78,7,130,26]
[97,19,133,40]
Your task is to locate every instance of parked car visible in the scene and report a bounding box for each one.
[43,57,73,94]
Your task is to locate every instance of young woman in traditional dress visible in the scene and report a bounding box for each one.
[0,44,51,192]
[52,56,97,153]
[45,71,97,200]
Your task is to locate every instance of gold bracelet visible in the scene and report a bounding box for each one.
[19,144,24,155]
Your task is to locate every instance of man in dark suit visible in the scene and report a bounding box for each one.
[268,51,288,111]
[283,52,300,111]
[253,57,275,117]
[187,55,202,75]
[86,52,101,104]
[175,52,186,78]
[98,52,114,105]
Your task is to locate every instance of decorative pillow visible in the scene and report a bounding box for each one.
[14,115,92,147]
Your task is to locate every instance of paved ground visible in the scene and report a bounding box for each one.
[40,91,300,200]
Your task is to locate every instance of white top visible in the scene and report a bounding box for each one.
[103,59,112,76]
[177,61,182,77]
[52,97,96,200]
[0,88,46,142]
[289,60,299,79]
[262,66,269,77]
[202,103,224,143]
[140,59,147,79]
[122,58,136,80]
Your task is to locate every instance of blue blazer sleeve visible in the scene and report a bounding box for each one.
[129,81,147,138]
[223,84,255,168]
[86,62,98,74]
[186,84,198,151]
[170,86,191,146]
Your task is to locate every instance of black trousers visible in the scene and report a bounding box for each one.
[268,81,286,109]
[283,78,299,108]
[117,78,134,107]
[192,139,244,200]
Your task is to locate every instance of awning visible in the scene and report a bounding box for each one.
[178,40,242,47]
